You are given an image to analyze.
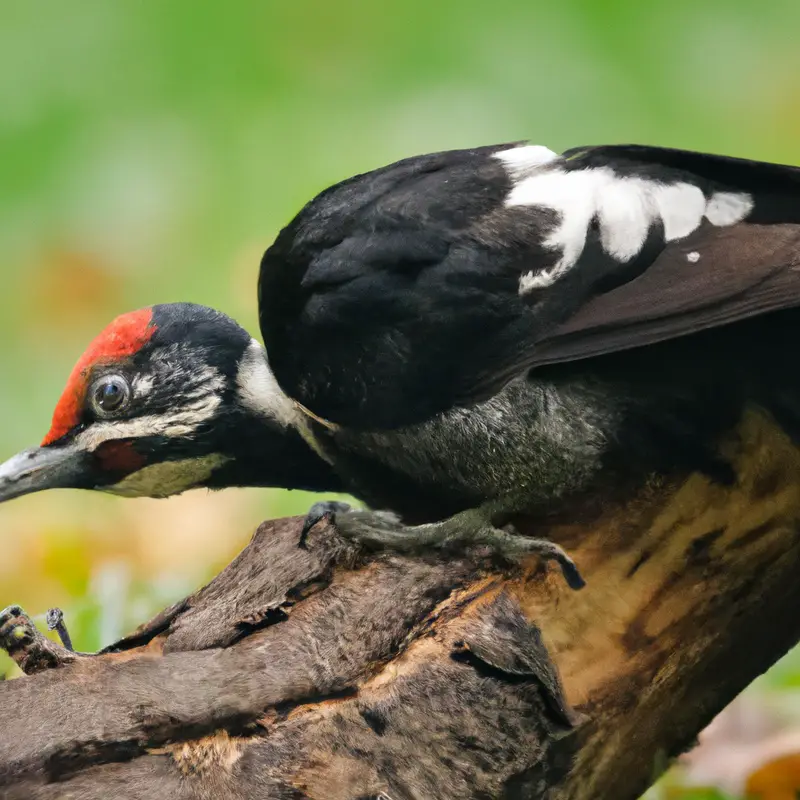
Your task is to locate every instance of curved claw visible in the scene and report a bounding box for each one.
[299,500,352,548]
[46,607,74,651]
[553,554,585,590]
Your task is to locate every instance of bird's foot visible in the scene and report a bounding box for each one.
[302,504,584,590]
[0,605,80,674]
[299,500,355,548]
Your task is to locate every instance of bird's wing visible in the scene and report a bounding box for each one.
[523,145,800,368]
[259,143,800,430]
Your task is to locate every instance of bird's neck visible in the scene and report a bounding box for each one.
[211,415,345,493]
[217,338,346,493]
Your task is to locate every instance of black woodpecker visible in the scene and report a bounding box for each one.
[2,142,800,590]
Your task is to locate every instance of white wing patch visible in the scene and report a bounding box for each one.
[650,182,708,240]
[493,145,558,178]
[496,146,754,295]
[705,191,754,225]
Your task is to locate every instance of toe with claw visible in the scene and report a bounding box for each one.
[0,604,80,674]
[307,505,584,590]
[299,500,353,548]
[46,607,74,651]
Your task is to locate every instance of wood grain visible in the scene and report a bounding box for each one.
[2,409,799,799]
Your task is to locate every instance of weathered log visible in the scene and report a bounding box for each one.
[2,409,800,799]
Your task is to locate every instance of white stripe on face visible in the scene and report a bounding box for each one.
[75,366,225,452]
[235,339,303,428]
[234,339,334,463]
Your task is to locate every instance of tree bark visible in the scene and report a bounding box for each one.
[2,410,800,799]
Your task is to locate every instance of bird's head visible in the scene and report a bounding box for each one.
[0,302,337,504]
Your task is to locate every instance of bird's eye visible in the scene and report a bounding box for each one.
[89,375,131,417]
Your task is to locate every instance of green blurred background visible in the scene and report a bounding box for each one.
[2,1,799,796]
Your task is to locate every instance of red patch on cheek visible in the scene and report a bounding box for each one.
[93,441,148,475]
[42,307,157,446]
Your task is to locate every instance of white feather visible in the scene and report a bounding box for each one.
[509,167,607,289]
[596,177,654,261]
[493,145,558,178]
[494,145,755,295]
[705,191,754,226]
[649,181,707,241]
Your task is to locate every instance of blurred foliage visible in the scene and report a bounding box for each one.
[1,1,800,795]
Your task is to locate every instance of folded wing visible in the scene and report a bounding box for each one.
[259,143,800,429]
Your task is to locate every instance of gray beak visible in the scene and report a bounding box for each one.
[0,444,93,503]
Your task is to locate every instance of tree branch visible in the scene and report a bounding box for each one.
[2,411,799,799]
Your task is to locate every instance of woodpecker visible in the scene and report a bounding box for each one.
[0,304,342,502]
[2,142,800,589]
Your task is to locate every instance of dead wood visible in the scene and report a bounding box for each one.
[2,410,800,799]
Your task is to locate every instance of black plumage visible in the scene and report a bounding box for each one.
[4,141,800,587]
[259,143,800,430]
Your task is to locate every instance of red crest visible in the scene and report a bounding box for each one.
[42,308,157,445]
